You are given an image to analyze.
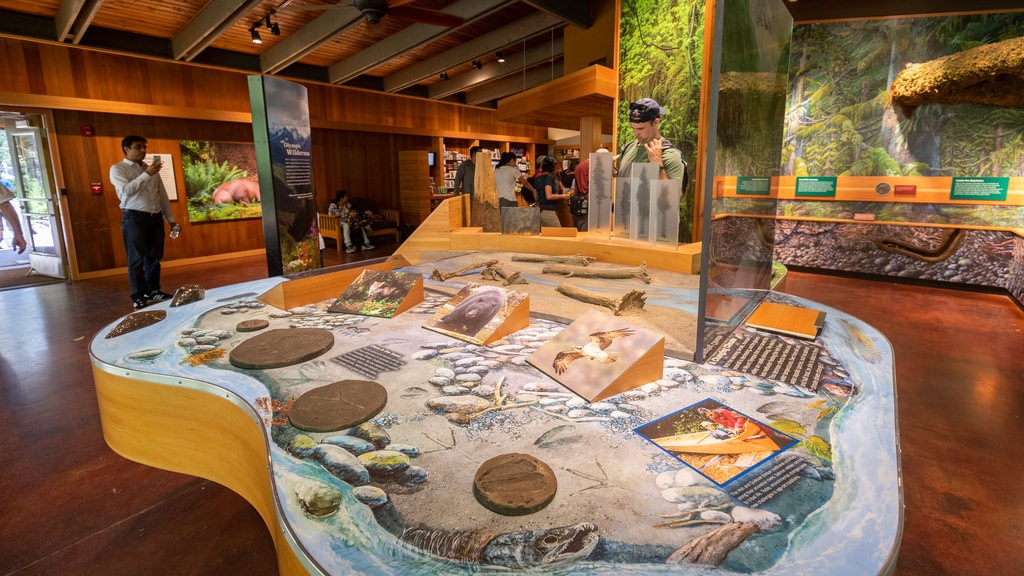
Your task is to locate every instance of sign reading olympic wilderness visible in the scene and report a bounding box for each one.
[248,75,319,276]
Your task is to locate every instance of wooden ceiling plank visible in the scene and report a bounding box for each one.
[382,10,562,93]
[260,7,363,74]
[429,35,562,99]
[173,0,263,61]
[327,0,507,85]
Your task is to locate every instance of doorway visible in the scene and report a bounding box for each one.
[0,113,66,290]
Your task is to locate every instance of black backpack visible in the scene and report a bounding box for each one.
[568,191,588,216]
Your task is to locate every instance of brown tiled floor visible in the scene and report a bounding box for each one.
[1,257,1021,575]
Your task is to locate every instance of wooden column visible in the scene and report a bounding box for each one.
[580,115,602,157]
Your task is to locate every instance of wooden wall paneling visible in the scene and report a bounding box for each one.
[399,150,431,225]
[53,111,267,273]
[0,40,29,92]
[0,37,553,276]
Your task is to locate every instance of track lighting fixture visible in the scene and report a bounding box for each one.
[439,72,449,80]
[496,51,505,63]
[250,11,278,44]
[265,14,280,35]
[472,60,482,69]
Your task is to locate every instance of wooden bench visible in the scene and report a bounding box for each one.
[367,209,401,244]
[318,209,400,256]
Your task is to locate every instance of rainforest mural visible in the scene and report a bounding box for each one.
[785,14,1024,178]
[618,0,705,242]
[776,13,1024,304]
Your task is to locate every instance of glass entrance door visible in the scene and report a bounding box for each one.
[3,116,65,279]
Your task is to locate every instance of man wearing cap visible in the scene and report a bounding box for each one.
[618,97,686,181]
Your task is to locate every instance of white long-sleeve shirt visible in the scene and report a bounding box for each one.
[109,159,175,223]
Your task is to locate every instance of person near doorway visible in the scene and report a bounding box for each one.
[0,181,26,254]
[453,146,481,199]
[110,135,180,309]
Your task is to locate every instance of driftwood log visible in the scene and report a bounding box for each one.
[430,260,499,282]
[543,261,651,284]
[481,264,528,285]
[556,284,646,315]
[667,521,761,567]
[889,35,1024,117]
[512,254,597,267]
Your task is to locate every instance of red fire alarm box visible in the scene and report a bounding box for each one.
[81,125,94,137]
[90,182,103,194]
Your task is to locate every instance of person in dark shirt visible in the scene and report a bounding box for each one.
[453,146,481,199]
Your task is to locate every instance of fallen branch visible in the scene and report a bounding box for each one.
[667,522,760,567]
[543,261,651,284]
[512,254,597,266]
[430,259,499,282]
[557,283,647,315]
[482,263,529,285]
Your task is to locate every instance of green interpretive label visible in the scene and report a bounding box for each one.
[950,177,1008,201]
[795,176,837,197]
[736,176,772,195]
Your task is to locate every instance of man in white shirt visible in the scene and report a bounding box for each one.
[109,135,180,309]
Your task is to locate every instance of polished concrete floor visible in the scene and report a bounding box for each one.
[1,250,1021,575]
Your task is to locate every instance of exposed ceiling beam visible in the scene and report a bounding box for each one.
[55,0,102,44]
[327,0,507,85]
[524,0,593,30]
[260,8,363,74]
[173,0,263,61]
[55,0,88,42]
[428,35,563,99]
[466,60,564,106]
[383,11,563,93]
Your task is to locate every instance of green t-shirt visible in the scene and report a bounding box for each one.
[618,138,686,181]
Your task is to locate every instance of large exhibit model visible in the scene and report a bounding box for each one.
[91,2,901,572]
[90,231,901,575]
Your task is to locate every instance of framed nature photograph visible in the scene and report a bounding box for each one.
[179,140,261,223]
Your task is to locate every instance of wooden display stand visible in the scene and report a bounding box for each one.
[423,283,530,346]
[528,309,665,402]
[327,269,424,318]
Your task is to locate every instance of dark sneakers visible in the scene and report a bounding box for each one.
[147,290,173,302]
[133,290,172,309]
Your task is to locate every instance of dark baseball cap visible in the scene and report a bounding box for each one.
[629,98,665,122]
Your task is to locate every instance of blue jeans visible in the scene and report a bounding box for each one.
[121,210,166,300]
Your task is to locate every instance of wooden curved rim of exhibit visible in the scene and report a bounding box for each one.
[90,364,317,576]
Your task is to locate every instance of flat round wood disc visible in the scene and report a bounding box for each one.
[289,379,388,433]
[236,319,270,332]
[228,328,333,369]
[473,453,557,516]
